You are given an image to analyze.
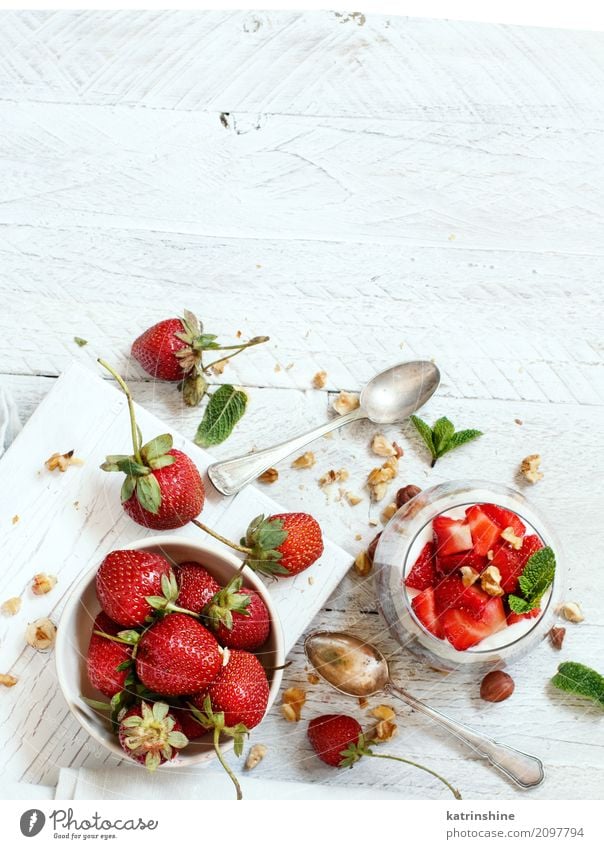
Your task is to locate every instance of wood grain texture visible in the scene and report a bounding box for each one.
[0,9,602,800]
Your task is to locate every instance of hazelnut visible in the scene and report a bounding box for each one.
[395,485,421,508]
[549,626,566,650]
[257,468,278,484]
[358,697,369,709]
[25,617,57,651]
[245,743,267,770]
[367,532,382,564]
[332,391,360,416]
[480,670,515,702]
[32,573,57,596]
[559,601,584,623]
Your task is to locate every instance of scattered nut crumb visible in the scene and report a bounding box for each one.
[332,391,360,416]
[274,363,281,373]
[371,433,397,457]
[353,550,372,576]
[73,501,79,509]
[11,515,19,525]
[221,646,231,667]
[358,697,368,709]
[281,687,306,722]
[392,441,404,458]
[370,704,396,721]
[371,719,398,742]
[345,492,363,506]
[245,743,267,770]
[257,468,279,484]
[319,468,349,488]
[307,575,315,586]
[480,565,504,597]
[520,454,543,484]
[25,618,57,651]
[368,519,378,527]
[514,418,523,426]
[31,573,57,596]
[559,601,584,623]
[312,370,327,389]
[460,567,479,588]
[549,626,566,650]
[354,533,362,541]
[285,362,294,371]
[501,526,523,550]
[307,672,321,685]
[211,358,229,375]
[367,457,398,501]
[381,502,397,523]
[487,549,494,561]
[0,673,18,688]
[236,330,242,338]
[45,450,83,472]
[292,451,316,469]
[1,597,21,616]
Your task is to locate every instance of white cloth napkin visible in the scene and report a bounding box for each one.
[0,384,21,454]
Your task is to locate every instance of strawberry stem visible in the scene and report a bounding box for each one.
[366,752,461,799]
[213,726,243,800]
[203,336,269,372]
[98,359,143,463]
[191,519,252,556]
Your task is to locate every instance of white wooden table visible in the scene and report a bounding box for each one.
[0,10,603,800]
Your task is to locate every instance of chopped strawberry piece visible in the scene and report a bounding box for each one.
[434,575,490,618]
[491,533,544,593]
[436,551,487,575]
[465,505,502,556]
[442,596,507,651]
[411,587,444,639]
[405,542,436,590]
[507,608,541,625]
[521,533,544,561]
[432,516,473,557]
[481,503,526,538]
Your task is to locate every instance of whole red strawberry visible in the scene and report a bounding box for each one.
[174,561,221,613]
[135,612,222,696]
[96,550,173,627]
[191,649,269,730]
[86,611,132,697]
[204,581,270,651]
[132,316,194,382]
[243,512,324,577]
[307,714,362,767]
[118,701,188,771]
[171,706,206,741]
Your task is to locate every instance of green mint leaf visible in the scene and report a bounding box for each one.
[551,662,604,708]
[194,385,248,447]
[410,415,436,458]
[518,546,555,606]
[74,336,88,347]
[507,594,534,614]
[432,417,455,453]
[438,429,483,457]
[136,474,162,514]
[140,433,173,463]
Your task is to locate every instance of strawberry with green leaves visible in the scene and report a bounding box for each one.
[118,701,188,771]
[307,714,461,798]
[99,360,205,530]
[86,611,133,697]
[203,576,270,651]
[96,549,174,627]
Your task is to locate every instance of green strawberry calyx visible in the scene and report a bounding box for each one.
[242,514,290,577]
[188,696,248,799]
[203,572,251,632]
[120,700,189,772]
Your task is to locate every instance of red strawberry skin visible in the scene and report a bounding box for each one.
[405,542,436,590]
[465,505,502,556]
[136,613,222,696]
[272,512,324,576]
[432,516,473,557]
[434,575,490,619]
[442,596,506,651]
[436,551,487,575]
[491,533,544,593]
[481,503,526,538]
[191,649,269,729]
[411,587,444,639]
[132,318,188,381]
[211,588,270,651]
[96,549,173,627]
[174,562,221,613]
[86,612,131,697]
[307,715,362,767]
[123,449,205,530]
[507,608,541,626]
[172,706,206,740]
[118,704,183,766]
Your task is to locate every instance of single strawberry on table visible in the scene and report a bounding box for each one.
[118,701,188,771]
[86,611,133,698]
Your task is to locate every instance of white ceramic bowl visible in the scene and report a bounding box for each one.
[56,536,285,767]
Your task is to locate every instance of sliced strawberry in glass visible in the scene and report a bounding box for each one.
[507,607,541,626]
[465,504,502,556]
[435,551,487,575]
[434,575,490,619]
[492,533,544,593]
[481,503,526,538]
[405,542,436,590]
[411,587,444,639]
[442,596,507,651]
[432,516,473,557]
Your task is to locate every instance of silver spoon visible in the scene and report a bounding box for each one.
[208,360,440,496]
[305,631,544,789]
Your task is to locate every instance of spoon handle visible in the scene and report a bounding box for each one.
[207,409,366,496]
[386,682,544,789]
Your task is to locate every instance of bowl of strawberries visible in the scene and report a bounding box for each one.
[56,536,284,795]
[374,480,563,673]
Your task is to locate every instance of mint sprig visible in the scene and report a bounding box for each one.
[508,546,556,614]
[410,415,482,467]
[551,662,604,708]
[194,385,248,447]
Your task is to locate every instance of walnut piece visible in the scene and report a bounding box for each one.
[32,573,57,596]
[45,450,83,472]
[520,454,543,484]
[281,687,306,722]
[549,626,566,649]
[353,550,372,576]
[1,597,22,616]
[501,526,523,550]
[257,468,279,484]
[0,673,18,688]
[307,672,321,685]
[292,451,316,469]
[370,704,396,721]
[381,502,397,523]
[245,743,267,770]
[312,370,327,389]
[11,515,19,525]
[371,433,396,457]
[480,565,504,597]
[372,719,398,742]
[345,492,363,506]
[367,457,398,502]
[25,618,57,651]
[332,391,360,416]
[460,567,479,588]
[559,601,584,623]
[319,468,349,488]
[358,697,369,709]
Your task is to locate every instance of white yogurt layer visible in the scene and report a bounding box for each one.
[404,502,549,652]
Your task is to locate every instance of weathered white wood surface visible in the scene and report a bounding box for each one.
[0,10,603,800]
